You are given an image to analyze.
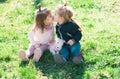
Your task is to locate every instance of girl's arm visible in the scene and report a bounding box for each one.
[28,31,36,45]
[49,24,55,43]
[28,31,39,48]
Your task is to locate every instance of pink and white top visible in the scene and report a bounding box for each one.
[28,24,54,45]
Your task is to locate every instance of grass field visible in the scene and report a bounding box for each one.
[0,0,120,79]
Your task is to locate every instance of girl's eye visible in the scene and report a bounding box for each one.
[49,15,52,18]
[50,15,53,17]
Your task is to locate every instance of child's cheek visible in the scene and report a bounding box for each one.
[54,17,58,21]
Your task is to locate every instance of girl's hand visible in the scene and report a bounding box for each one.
[34,44,40,48]
[49,39,55,43]
[48,40,55,45]
[67,39,75,46]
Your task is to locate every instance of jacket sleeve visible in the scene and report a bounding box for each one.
[71,24,82,43]
[55,24,60,38]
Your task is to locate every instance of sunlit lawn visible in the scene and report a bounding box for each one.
[0,0,120,79]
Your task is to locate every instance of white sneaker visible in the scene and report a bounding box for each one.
[19,49,29,61]
[33,48,41,62]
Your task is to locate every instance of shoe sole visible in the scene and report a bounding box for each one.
[53,54,65,64]
[19,50,28,61]
[73,57,83,65]
[33,48,41,62]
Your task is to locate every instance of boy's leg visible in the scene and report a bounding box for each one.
[60,45,70,60]
[70,43,81,57]
[53,45,69,64]
[70,42,84,65]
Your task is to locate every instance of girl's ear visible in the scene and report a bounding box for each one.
[44,18,49,25]
[43,19,46,25]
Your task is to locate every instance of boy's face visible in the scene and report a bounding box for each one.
[54,12,59,22]
[54,11,65,24]
[54,12,62,22]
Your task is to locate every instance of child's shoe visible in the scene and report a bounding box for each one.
[33,48,41,62]
[19,49,29,61]
[53,54,66,64]
[72,53,84,65]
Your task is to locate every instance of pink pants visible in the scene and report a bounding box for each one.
[26,44,49,57]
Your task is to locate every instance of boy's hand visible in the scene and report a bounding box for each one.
[67,39,75,46]
[34,44,40,48]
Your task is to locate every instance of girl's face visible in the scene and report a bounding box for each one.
[44,13,53,25]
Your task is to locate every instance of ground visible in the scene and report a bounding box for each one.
[0,0,120,79]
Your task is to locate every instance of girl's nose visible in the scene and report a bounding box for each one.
[52,16,54,20]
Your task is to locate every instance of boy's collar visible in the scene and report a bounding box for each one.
[57,21,69,26]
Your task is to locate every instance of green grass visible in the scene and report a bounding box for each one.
[0,0,120,79]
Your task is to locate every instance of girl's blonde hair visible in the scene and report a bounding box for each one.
[55,3,82,31]
[33,4,51,33]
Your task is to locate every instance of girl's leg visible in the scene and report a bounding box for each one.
[27,45,35,57]
[19,49,29,61]
[33,48,42,62]
[19,45,35,61]
[33,44,48,62]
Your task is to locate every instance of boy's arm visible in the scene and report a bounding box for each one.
[72,30,82,43]
[71,24,82,43]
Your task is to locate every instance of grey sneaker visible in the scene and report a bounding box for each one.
[53,54,66,64]
[73,56,84,65]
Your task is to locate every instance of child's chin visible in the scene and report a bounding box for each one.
[53,19,57,22]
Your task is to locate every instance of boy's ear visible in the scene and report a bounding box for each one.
[59,17,65,22]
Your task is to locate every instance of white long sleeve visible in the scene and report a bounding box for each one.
[28,24,54,45]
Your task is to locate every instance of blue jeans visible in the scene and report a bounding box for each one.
[60,42,81,60]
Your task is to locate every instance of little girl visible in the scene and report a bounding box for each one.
[53,4,84,65]
[19,4,54,62]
